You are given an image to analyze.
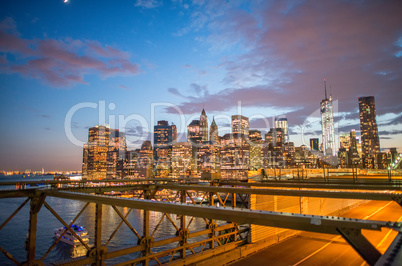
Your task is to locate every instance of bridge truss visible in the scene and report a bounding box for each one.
[0,178,401,266]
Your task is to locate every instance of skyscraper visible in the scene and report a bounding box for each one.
[82,125,110,180]
[309,138,319,151]
[249,130,263,170]
[275,117,289,143]
[107,129,127,178]
[153,120,177,177]
[320,79,335,156]
[339,133,351,150]
[232,115,249,137]
[359,96,380,168]
[209,117,219,144]
[348,130,361,167]
[171,142,193,178]
[220,133,249,180]
[187,120,201,144]
[200,108,208,142]
[131,140,153,178]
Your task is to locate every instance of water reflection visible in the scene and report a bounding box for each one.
[54,241,88,259]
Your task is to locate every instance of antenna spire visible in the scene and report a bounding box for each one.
[324,78,327,100]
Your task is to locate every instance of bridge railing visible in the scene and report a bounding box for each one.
[0,179,402,265]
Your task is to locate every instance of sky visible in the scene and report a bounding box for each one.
[0,0,401,171]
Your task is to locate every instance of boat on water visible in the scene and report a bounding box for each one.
[54,224,89,246]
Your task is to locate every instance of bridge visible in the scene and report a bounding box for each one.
[0,175,402,266]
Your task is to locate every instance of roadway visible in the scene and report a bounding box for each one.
[230,200,402,266]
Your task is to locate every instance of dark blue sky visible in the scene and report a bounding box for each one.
[1,0,402,171]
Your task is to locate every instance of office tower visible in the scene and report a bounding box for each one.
[171,142,193,178]
[359,96,380,168]
[232,115,249,137]
[348,130,360,167]
[154,120,177,177]
[309,138,319,151]
[197,141,220,175]
[249,130,263,143]
[187,120,201,144]
[126,149,140,177]
[127,140,153,178]
[264,128,284,168]
[265,128,284,148]
[171,124,177,144]
[390,148,398,165]
[82,125,110,180]
[107,129,127,178]
[200,108,208,142]
[249,130,263,170]
[283,142,295,166]
[338,147,348,168]
[220,133,249,180]
[275,117,289,143]
[320,79,336,156]
[209,117,219,144]
[339,133,351,150]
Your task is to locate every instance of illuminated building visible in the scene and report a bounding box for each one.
[231,115,249,137]
[320,80,336,156]
[82,125,110,180]
[309,138,319,152]
[338,147,348,168]
[138,140,153,178]
[126,150,139,177]
[107,129,127,178]
[209,117,219,144]
[359,96,380,168]
[263,128,284,168]
[172,142,193,178]
[126,141,153,178]
[187,120,201,145]
[283,142,295,166]
[275,117,289,143]
[197,141,220,175]
[348,130,361,167]
[220,133,249,180]
[249,130,263,170]
[265,128,284,148]
[339,133,351,150]
[200,108,209,142]
[154,120,177,177]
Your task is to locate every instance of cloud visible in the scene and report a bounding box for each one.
[0,18,143,87]
[168,0,402,143]
[41,114,51,119]
[210,1,402,115]
[134,0,162,9]
[168,87,186,98]
[119,85,131,90]
[378,129,402,136]
[164,85,296,115]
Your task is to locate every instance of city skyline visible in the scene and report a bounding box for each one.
[1,0,402,171]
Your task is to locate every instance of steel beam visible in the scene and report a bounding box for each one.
[26,194,45,264]
[337,227,381,265]
[0,198,30,231]
[54,224,247,265]
[0,177,200,187]
[375,232,402,266]
[155,184,402,203]
[45,191,396,235]
[220,180,402,191]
